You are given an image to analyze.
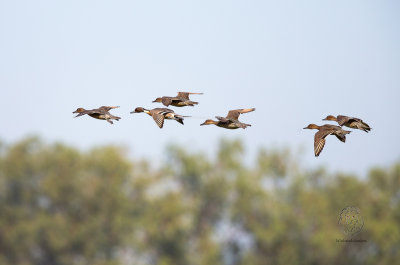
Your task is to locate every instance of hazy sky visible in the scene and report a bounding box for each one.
[1,0,399,175]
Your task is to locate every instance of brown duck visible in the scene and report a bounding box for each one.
[303,124,351,157]
[201,108,255,129]
[73,106,121,124]
[323,115,371,133]
[131,107,190,128]
[152,92,203,107]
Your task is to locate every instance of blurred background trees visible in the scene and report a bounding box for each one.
[0,137,398,265]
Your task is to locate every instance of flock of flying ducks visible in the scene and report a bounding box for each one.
[72,92,255,129]
[72,91,371,157]
[303,115,371,157]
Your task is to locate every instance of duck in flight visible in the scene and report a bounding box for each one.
[201,108,255,129]
[73,106,121,124]
[323,115,371,133]
[131,107,190,128]
[303,124,351,157]
[152,92,203,107]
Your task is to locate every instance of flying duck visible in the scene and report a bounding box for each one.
[201,108,255,129]
[73,106,121,124]
[323,115,371,133]
[131,107,190,128]
[152,92,203,107]
[303,123,351,157]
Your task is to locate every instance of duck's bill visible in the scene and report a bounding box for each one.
[130,111,135,114]
[110,106,120,109]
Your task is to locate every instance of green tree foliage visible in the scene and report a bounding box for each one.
[0,137,398,265]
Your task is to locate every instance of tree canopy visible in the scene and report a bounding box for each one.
[0,137,398,265]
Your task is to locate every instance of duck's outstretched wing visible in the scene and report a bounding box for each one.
[215,116,230,123]
[215,116,229,122]
[152,113,165,128]
[161,97,173,107]
[98,106,119,112]
[177,92,203,100]
[151,108,174,128]
[226,108,255,120]
[336,115,356,126]
[314,129,334,157]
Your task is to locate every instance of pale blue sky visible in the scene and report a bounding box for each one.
[0,0,399,174]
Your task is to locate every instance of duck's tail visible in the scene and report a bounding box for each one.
[111,115,121,121]
[187,101,198,106]
[175,117,184,125]
[361,122,371,133]
[238,122,251,129]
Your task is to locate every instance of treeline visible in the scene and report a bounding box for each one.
[0,137,399,265]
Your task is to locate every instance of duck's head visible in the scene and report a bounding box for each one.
[152,98,162,103]
[200,119,217,126]
[99,106,119,111]
[73,108,86,113]
[303,124,320,130]
[130,107,145,114]
[323,115,337,121]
